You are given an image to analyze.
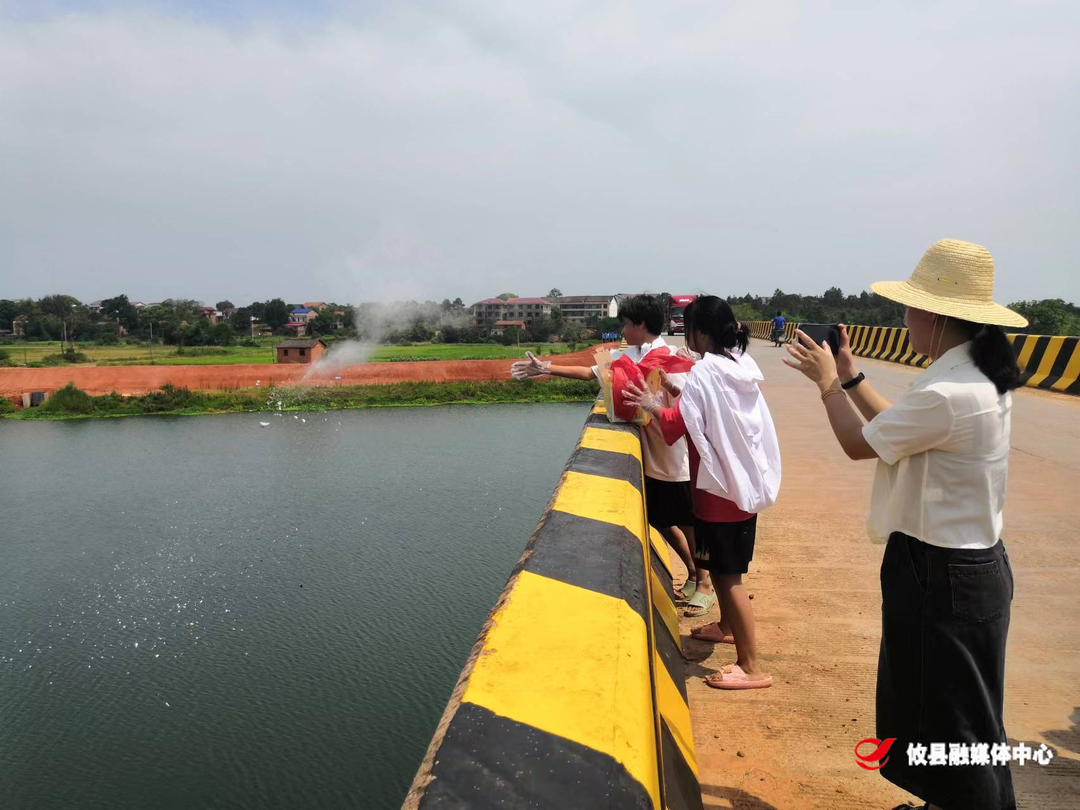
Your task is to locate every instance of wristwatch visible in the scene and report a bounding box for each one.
[841,372,866,391]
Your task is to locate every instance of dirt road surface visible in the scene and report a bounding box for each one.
[677,339,1080,809]
[0,345,612,399]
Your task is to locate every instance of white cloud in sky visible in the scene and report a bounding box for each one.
[1,1,1078,305]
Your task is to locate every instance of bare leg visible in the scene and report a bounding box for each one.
[657,525,695,585]
[714,573,766,679]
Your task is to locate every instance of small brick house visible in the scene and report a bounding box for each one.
[276,339,327,364]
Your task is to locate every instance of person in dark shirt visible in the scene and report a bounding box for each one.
[771,311,786,346]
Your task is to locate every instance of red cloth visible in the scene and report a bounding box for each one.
[656,400,756,523]
[609,348,695,423]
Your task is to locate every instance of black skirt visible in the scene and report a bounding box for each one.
[877,532,1016,810]
[644,477,694,529]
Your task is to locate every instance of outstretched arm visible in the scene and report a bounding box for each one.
[510,351,597,381]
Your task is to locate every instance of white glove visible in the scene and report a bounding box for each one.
[622,379,665,415]
[510,351,552,380]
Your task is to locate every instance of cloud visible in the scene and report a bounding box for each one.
[1,1,1078,305]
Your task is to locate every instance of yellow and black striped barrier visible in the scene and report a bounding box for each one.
[747,321,1080,396]
[404,401,700,809]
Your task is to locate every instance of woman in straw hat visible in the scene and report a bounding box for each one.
[784,239,1026,810]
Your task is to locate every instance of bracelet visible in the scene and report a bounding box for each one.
[821,387,845,404]
[841,372,865,391]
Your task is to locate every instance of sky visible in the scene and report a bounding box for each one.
[1,1,1078,307]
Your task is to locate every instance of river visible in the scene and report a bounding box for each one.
[0,403,588,809]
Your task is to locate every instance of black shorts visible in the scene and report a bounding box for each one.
[644,477,693,530]
[693,515,757,575]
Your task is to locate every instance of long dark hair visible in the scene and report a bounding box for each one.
[958,320,1021,394]
[684,296,750,360]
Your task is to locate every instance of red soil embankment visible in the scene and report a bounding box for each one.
[0,346,612,398]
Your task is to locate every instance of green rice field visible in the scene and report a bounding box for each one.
[0,340,598,367]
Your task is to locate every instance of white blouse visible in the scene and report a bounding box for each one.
[862,341,1012,549]
[679,351,782,514]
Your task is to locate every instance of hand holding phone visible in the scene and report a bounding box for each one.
[797,323,841,356]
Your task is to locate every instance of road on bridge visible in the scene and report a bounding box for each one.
[667,337,1080,809]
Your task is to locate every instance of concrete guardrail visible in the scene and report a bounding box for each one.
[403,399,701,810]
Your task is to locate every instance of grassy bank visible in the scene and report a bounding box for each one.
[3,379,600,421]
[0,341,599,367]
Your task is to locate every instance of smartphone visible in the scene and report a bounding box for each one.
[798,323,841,356]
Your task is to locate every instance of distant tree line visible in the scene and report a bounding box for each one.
[2,289,1077,348]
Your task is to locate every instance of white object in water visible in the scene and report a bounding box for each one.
[301,418,306,423]
[259,422,270,427]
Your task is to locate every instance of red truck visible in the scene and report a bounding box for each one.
[667,294,697,335]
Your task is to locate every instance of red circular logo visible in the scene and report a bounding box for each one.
[854,738,896,770]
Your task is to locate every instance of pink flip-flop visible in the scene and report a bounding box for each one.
[705,664,773,690]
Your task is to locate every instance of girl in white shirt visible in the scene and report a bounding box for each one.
[785,239,1026,810]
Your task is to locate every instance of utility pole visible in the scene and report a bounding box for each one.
[149,322,154,364]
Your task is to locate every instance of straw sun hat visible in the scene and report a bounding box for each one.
[871,239,1028,328]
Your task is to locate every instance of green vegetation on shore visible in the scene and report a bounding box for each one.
[0,340,597,367]
[4,379,600,421]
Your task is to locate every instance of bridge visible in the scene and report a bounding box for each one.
[408,333,1080,809]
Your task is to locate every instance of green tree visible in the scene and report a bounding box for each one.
[212,322,236,346]
[497,292,518,301]
[731,303,763,322]
[561,320,584,343]
[263,298,290,330]
[548,287,562,299]
[311,308,341,336]
[527,315,558,342]
[216,300,235,312]
[499,326,522,345]
[39,294,82,318]
[101,295,140,331]
[1009,299,1080,336]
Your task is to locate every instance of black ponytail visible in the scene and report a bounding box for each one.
[960,320,1021,395]
[685,295,750,360]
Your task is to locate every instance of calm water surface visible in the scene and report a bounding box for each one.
[0,404,589,809]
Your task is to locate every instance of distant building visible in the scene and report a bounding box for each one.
[13,314,29,337]
[556,295,618,323]
[472,297,553,329]
[87,300,104,314]
[303,301,328,310]
[492,319,527,336]
[198,306,219,325]
[276,339,327,364]
[290,307,319,324]
[284,321,309,337]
